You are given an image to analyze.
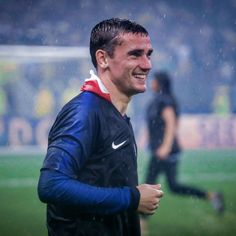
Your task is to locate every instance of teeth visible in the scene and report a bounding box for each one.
[134,74,146,79]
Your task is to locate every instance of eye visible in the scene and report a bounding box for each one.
[132,51,142,57]
[147,50,153,59]
[128,50,143,58]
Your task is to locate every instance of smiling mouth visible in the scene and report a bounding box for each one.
[133,74,147,79]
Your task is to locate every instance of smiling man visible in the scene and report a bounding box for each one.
[38,18,163,236]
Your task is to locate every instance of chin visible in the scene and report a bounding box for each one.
[139,89,146,93]
[138,85,147,92]
[133,87,146,94]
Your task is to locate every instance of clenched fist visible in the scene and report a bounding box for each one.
[136,184,164,215]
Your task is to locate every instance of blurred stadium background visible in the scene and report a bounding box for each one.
[0,0,235,235]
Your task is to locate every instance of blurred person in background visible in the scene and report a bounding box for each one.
[37,18,164,236]
[141,71,225,234]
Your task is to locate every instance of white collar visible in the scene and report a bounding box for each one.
[85,70,109,94]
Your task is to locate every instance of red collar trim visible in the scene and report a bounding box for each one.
[81,79,111,102]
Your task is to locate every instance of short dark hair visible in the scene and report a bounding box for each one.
[90,18,149,68]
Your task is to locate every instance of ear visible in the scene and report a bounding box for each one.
[95,50,109,69]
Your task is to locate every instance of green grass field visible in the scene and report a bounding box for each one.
[0,149,235,236]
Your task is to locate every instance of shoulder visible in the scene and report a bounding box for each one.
[148,94,175,113]
[61,91,105,116]
[66,91,101,108]
[49,92,106,139]
[160,94,175,107]
[148,94,166,108]
[51,91,107,130]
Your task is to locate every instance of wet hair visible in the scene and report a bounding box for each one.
[153,71,172,95]
[90,18,149,68]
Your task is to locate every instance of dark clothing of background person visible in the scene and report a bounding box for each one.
[145,73,206,199]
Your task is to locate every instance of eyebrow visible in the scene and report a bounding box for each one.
[128,48,153,56]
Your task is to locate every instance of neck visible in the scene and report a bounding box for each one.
[99,74,131,116]
[110,94,130,116]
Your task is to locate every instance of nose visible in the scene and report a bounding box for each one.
[140,55,152,71]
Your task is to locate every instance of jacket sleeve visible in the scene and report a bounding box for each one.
[38,168,140,215]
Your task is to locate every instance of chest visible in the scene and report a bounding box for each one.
[79,107,138,187]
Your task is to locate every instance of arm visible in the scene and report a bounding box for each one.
[38,167,139,215]
[38,166,163,216]
[156,106,176,159]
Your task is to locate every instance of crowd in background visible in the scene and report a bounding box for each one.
[0,0,235,118]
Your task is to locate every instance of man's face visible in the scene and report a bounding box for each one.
[106,33,153,97]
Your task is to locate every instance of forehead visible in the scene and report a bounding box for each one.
[116,33,152,51]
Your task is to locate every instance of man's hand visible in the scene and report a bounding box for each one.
[136,184,164,215]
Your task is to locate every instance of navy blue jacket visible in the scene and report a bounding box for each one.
[38,91,141,236]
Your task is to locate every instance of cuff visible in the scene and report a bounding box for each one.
[129,187,140,210]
